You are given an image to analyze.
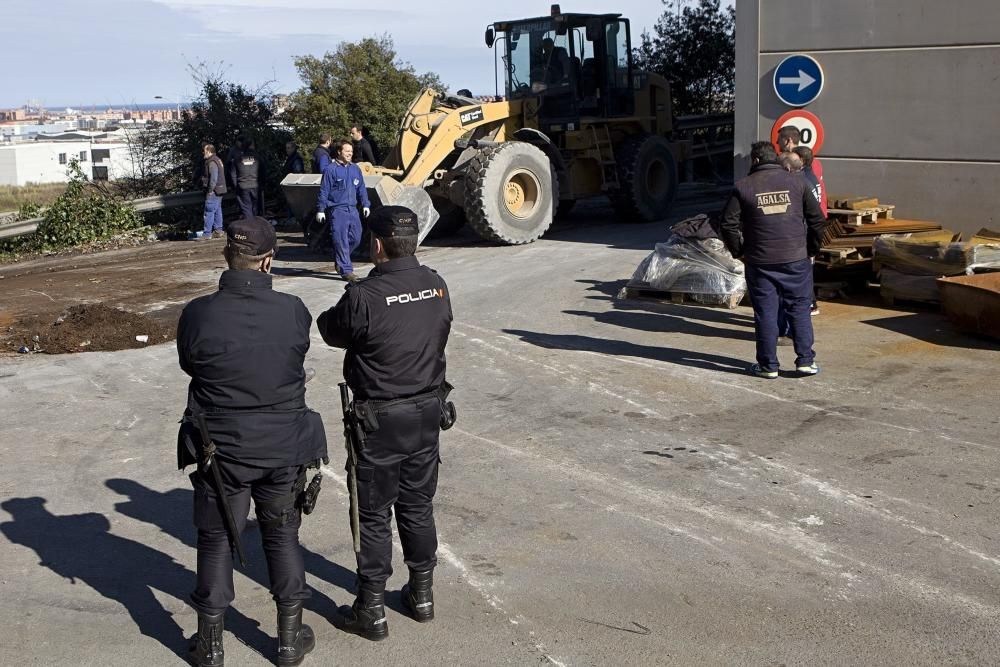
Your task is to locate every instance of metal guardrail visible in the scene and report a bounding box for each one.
[674,113,734,133]
[0,190,209,240]
[674,112,735,180]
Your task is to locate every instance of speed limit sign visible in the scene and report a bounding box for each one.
[771,109,825,154]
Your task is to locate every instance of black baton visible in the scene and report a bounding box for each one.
[196,413,248,569]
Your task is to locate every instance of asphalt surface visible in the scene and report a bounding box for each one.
[2,188,999,666]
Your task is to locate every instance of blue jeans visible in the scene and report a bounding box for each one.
[329,206,362,275]
[203,194,223,234]
[745,258,815,371]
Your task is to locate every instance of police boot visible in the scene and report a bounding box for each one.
[401,570,434,622]
[188,610,225,667]
[276,602,316,667]
[338,589,388,641]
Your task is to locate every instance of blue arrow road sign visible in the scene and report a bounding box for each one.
[773,54,824,107]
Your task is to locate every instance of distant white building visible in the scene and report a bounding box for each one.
[0,120,78,141]
[0,133,137,186]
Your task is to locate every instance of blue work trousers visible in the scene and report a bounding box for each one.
[328,206,362,275]
[203,194,223,234]
[745,258,815,371]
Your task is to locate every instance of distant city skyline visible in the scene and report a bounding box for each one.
[1,0,706,109]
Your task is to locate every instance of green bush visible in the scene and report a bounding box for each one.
[16,202,42,221]
[2,161,143,258]
[34,161,142,248]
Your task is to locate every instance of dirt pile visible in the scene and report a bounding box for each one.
[4,303,175,354]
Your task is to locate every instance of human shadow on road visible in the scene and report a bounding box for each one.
[576,279,755,327]
[502,329,748,375]
[105,479,355,622]
[564,309,755,342]
[0,496,268,659]
[270,265,345,282]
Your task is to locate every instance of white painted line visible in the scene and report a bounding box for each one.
[454,322,995,452]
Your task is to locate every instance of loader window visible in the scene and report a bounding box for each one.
[506,23,573,98]
[604,20,634,116]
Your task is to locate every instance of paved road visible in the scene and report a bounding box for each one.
[2,190,999,665]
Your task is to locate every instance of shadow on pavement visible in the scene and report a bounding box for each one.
[577,279,755,326]
[104,479,356,624]
[270,266,344,282]
[861,312,1000,352]
[0,496,271,659]
[563,309,756,342]
[502,329,748,375]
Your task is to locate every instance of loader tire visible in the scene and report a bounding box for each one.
[464,142,557,245]
[610,134,678,223]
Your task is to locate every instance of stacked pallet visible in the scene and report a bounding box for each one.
[815,194,942,268]
[817,218,944,267]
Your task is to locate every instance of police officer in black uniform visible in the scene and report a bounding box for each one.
[177,216,327,666]
[316,205,453,641]
[229,138,264,218]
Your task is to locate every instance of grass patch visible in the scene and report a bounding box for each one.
[0,183,68,213]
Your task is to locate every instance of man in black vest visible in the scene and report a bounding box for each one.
[229,138,264,218]
[200,143,227,238]
[316,205,453,641]
[177,217,327,666]
[720,141,825,379]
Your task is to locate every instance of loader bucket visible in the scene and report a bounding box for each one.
[280,173,439,244]
[364,174,439,244]
[280,173,322,221]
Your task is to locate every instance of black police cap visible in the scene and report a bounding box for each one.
[226,216,276,255]
[368,205,419,238]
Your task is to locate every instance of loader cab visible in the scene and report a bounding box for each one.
[490,10,635,132]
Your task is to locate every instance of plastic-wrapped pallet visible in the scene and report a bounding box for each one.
[968,244,1000,273]
[873,234,970,276]
[873,232,1000,276]
[629,222,747,307]
[880,268,943,304]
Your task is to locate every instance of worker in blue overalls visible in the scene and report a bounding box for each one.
[316,139,371,282]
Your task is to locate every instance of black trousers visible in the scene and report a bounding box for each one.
[352,394,441,592]
[236,188,260,218]
[190,461,308,614]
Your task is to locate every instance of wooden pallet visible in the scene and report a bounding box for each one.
[618,282,744,309]
[828,205,896,226]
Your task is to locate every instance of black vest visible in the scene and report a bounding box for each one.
[235,151,259,190]
[201,155,227,195]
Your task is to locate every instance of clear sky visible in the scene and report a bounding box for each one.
[1,0,697,109]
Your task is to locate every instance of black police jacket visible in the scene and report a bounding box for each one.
[316,256,452,401]
[176,270,328,469]
[719,163,826,265]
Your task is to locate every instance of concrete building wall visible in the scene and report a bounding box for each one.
[0,148,17,186]
[0,142,133,186]
[736,0,1000,236]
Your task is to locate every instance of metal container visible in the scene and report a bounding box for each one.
[938,273,1000,340]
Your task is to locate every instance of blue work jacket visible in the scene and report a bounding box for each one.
[317,160,370,211]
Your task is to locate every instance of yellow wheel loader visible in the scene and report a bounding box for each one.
[282,5,686,245]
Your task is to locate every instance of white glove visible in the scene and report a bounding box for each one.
[362,207,370,218]
[316,211,326,223]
